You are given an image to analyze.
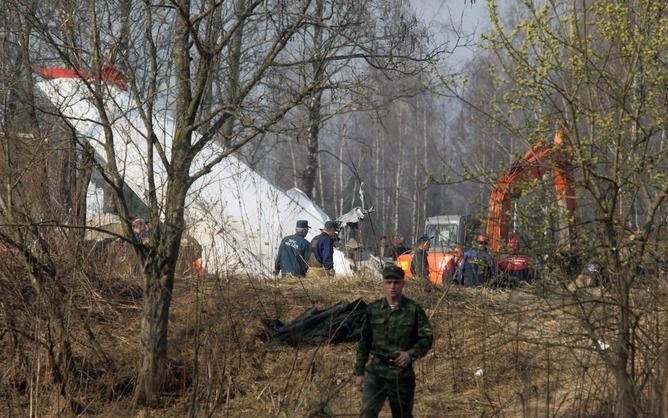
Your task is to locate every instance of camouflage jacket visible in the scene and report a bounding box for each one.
[355,296,433,376]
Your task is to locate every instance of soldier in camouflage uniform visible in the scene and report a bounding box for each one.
[410,234,432,281]
[354,265,433,418]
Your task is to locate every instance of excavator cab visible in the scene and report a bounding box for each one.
[396,215,481,285]
[424,215,476,252]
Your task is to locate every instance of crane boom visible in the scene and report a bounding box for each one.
[486,127,576,252]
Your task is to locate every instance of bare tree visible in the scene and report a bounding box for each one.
[8,0,388,405]
[0,3,95,413]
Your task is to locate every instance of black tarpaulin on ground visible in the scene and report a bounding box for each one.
[263,298,367,346]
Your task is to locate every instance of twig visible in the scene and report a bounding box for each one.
[303,374,355,418]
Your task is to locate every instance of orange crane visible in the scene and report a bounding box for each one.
[487,127,576,253]
[396,126,576,285]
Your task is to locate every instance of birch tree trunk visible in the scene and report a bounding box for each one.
[392,103,403,234]
[289,135,298,188]
[421,94,428,227]
[373,117,383,231]
[410,98,419,240]
[337,121,348,216]
[317,151,324,208]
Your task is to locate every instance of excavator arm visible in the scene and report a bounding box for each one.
[397,127,577,286]
[486,127,576,253]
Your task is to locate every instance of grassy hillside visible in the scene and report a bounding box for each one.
[2,266,665,417]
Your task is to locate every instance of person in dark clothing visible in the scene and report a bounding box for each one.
[354,265,433,418]
[132,218,149,244]
[273,220,311,277]
[382,234,410,260]
[442,246,464,285]
[456,233,497,286]
[410,234,432,280]
[377,235,389,260]
[308,220,337,277]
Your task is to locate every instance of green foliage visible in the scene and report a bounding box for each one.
[482,0,667,261]
[477,0,668,412]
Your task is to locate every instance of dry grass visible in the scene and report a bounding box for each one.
[158,274,614,417]
[2,264,666,417]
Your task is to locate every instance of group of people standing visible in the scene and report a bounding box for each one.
[275,223,522,417]
[417,233,498,286]
[273,219,339,278]
[377,233,432,281]
[379,231,499,287]
[377,234,411,260]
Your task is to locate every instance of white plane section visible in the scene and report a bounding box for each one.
[34,68,354,276]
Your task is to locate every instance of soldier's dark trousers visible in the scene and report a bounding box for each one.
[361,371,415,418]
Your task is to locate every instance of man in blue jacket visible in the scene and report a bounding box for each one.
[273,220,311,277]
[457,233,497,286]
[308,220,338,277]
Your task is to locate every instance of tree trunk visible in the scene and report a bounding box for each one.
[421,95,428,227]
[26,261,85,413]
[610,234,637,418]
[615,363,637,418]
[135,178,186,404]
[410,99,419,240]
[71,144,94,233]
[134,0,191,403]
[392,104,403,234]
[44,290,75,393]
[222,0,245,142]
[337,121,347,216]
[373,117,382,231]
[135,261,176,405]
[297,0,324,198]
[659,346,668,417]
[317,151,324,209]
[289,134,298,188]
[300,93,322,198]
